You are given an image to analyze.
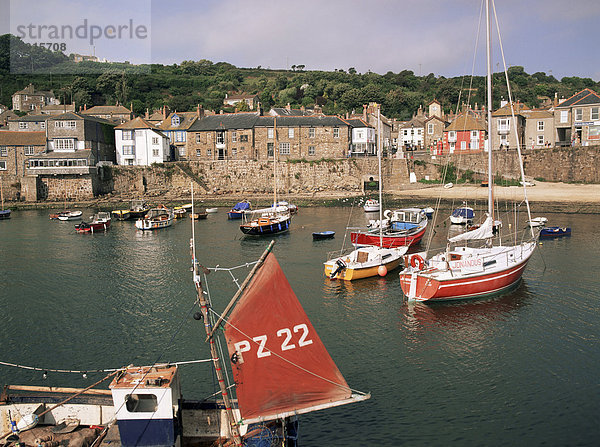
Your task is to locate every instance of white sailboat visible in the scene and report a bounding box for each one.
[398,0,538,302]
[324,107,407,280]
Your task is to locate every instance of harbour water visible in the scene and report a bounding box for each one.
[0,206,598,446]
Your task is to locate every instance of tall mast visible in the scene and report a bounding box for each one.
[190,201,242,446]
[273,117,278,207]
[486,0,494,219]
[377,107,383,248]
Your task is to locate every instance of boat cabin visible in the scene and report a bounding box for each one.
[110,365,181,447]
[387,208,426,231]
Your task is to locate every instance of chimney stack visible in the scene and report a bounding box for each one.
[145,108,149,119]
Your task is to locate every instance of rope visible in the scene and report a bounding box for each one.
[0,358,214,375]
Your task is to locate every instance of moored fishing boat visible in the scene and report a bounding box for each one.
[135,206,174,230]
[227,200,251,219]
[128,200,149,219]
[450,204,474,225]
[75,212,111,233]
[312,230,335,240]
[240,206,291,235]
[398,0,538,303]
[111,209,131,221]
[363,199,380,213]
[539,226,571,238]
[57,210,83,221]
[351,208,428,248]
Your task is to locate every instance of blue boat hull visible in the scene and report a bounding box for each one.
[540,227,571,238]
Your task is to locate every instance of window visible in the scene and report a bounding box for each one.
[196,149,202,157]
[40,122,45,129]
[537,135,544,145]
[498,118,509,131]
[178,147,186,157]
[461,141,467,150]
[267,142,274,157]
[232,131,237,143]
[0,160,6,170]
[123,146,134,156]
[240,134,248,142]
[232,147,237,156]
[417,129,422,136]
[537,121,544,131]
[122,130,133,140]
[127,159,134,165]
[471,130,478,138]
[171,115,180,126]
[216,131,225,145]
[574,108,583,121]
[152,148,159,157]
[308,145,315,155]
[288,128,294,138]
[560,110,568,123]
[0,147,7,156]
[428,123,434,134]
[448,131,456,140]
[54,120,76,128]
[54,139,75,151]
[403,130,408,136]
[279,142,290,155]
[152,137,159,145]
[19,122,28,129]
[309,127,315,138]
[591,107,599,120]
[174,132,185,142]
[333,127,339,138]
[268,128,274,139]
[207,149,212,157]
[25,146,35,155]
[500,135,508,146]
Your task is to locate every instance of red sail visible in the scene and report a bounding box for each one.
[224,253,351,422]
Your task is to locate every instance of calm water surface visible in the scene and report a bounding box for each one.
[0,206,598,446]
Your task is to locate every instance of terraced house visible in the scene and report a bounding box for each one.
[186,113,351,160]
[554,88,600,147]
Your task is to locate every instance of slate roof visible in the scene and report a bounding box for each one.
[0,131,46,146]
[522,110,554,119]
[48,112,116,125]
[400,116,427,129]
[556,88,600,108]
[159,112,199,131]
[269,107,314,116]
[189,113,259,131]
[255,115,349,127]
[8,114,48,122]
[39,104,75,113]
[343,118,372,128]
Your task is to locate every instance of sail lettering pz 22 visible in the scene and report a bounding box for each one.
[224,251,369,424]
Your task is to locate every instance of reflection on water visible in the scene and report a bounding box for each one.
[0,208,599,446]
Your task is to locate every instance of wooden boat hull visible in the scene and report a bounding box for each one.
[227,211,245,219]
[0,210,10,220]
[351,225,426,248]
[240,217,291,235]
[190,212,208,220]
[111,210,131,221]
[399,252,531,302]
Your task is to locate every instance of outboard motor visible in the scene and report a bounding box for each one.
[330,259,346,279]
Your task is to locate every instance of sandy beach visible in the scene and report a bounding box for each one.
[387,182,600,213]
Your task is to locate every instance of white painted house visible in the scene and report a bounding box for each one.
[115,117,170,166]
[346,119,376,155]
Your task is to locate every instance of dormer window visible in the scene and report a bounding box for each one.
[171,115,180,127]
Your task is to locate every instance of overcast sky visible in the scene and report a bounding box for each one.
[2,0,599,81]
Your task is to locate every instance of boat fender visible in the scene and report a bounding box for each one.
[231,352,239,364]
[410,254,425,270]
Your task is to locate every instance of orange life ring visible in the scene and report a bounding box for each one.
[410,254,425,270]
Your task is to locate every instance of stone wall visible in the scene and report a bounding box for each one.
[107,158,411,197]
[410,145,600,184]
